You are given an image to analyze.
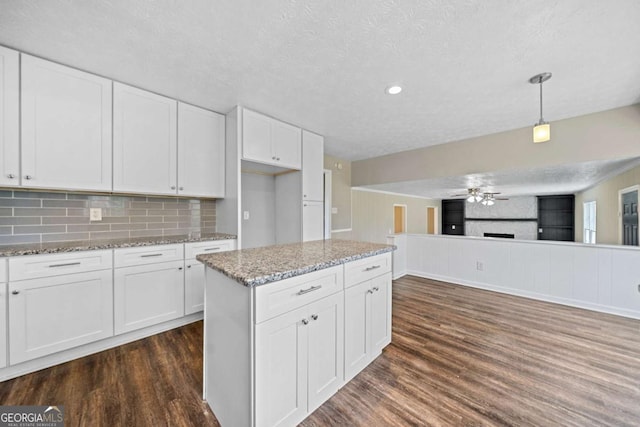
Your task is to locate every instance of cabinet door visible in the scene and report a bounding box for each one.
[184,261,205,315]
[0,283,6,368]
[302,130,324,201]
[114,261,184,334]
[113,82,177,195]
[0,46,19,187]
[178,103,225,198]
[302,201,324,242]
[21,55,112,191]
[307,293,344,412]
[9,270,114,364]
[255,306,308,427]
[370,272,392,355]
[272,119,301,169]
[242,109,273,165]
[344,280,371,382]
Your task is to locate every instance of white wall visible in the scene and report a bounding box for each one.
[402,234,640,320]
[241,173,276,248]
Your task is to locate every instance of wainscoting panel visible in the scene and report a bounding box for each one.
[402,234,640,320]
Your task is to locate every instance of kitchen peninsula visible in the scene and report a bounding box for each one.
[197,239,395,427]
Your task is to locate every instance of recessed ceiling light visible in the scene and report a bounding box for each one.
[386,85,402,95]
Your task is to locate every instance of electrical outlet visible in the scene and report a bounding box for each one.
[89,208,102,221]
[476,261,484,271]
[331,207,338,214]
[243,211,250,220]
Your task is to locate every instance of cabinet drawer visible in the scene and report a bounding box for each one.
[344,253,392,289]
[114,244,184,267]
[185,240,236,259]
[8,250,112,281]
[254,265,343,324]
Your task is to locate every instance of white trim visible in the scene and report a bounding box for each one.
[323,169,332,239]
[331,228,352,233]
[0,312,203,382]
[351,186,438,200]
[618,184,639,245]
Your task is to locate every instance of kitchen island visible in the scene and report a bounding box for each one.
[197,239,395,427]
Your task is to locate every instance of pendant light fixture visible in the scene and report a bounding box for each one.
[529,72,552,143]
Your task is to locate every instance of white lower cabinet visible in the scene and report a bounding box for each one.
[344,271,392,382]
[0,282,6,369]
[114,260,185,334]
[8,270,114,365]
[184,262,206,315]
[255,292,343,427]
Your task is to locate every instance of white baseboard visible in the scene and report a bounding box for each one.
[0,312,203,382]
[406,270,640,321]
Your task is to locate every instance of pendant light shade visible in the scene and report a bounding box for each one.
[529,72,552,143]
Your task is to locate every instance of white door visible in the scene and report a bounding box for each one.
[0,46,19,187]
[184,261,205,315]
[21,55,112,191]
[113,82,177,195]
[307,293,344,412]
[370,272,392,355]
[178,102,225,198]
[344,280,371,382]
[303,201,324,242]
[242,109,273,165]
[272,120,301,169]
[302,130,324,201]
[114,261,185,334]
[9,270,114,364]
[0,283,6,368]
[255,306,308,427]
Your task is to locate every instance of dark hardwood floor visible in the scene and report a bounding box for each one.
[1,276,639,426]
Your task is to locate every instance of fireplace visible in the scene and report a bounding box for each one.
[484,232,515,239]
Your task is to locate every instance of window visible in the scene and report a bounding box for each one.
[583,201,597,244]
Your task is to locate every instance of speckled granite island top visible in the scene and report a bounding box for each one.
[196,239,395,287]
[0,232,237,257]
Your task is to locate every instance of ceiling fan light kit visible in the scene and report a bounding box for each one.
[453,188,507,206]
[529,72,552,143]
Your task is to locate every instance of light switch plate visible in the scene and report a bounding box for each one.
[89,208,102,221]
[331,207,338,214]
[243,211,250,220]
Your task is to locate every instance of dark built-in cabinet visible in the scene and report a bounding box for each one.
[537,195,575,241]
[442,199,465,235]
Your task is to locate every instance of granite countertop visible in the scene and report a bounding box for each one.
[196,239,396,287]
[0,232,237,257]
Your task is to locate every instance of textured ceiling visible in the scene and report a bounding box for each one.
[358,157,640,199]
[1,1,639,162]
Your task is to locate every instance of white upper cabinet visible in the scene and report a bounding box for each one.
[178,102,225,198]
[302,201,324,242]
[0,46,19,187]
[21,54,112,191]
[113,82,177,195]
[302,130,324,201]
[242,108,301,169]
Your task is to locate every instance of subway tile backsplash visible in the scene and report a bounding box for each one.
[0,190,216,247]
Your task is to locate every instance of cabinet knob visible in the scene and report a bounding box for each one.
[187,265,191,269]
[272,156,276,160]
[24,175,33,180]
[11,290,19,295]
[367,289,374,294]
[276,157,280,161]
[301,318,309,325]
[373,286,380,292]
[179,187,184,191]
[171,186,176,190]
[311,314,318,321]
[7,173,15,179]
[178,267,183,271]
[303,194,307,198]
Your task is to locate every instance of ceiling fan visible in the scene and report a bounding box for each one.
[451,188,509,205]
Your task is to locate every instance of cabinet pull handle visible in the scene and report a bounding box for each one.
[140,253,163,258]
[7,174,15,179]
[373,286,380,292]
[203,247,221,252]
[178,267,183,271]
[11,290,19,295]
[367,289,374,294]
[49,262,81,268]
[297,285,322,295]
[24,175,33,180]
[187,265,192,269]
[363,265,381,272]
[311,314,318,321]
[301,318,309,325]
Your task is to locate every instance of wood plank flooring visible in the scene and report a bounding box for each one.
[1,275,639,426]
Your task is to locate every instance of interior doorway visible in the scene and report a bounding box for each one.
[426,207,438,234]
[393,204,407,234]
[619,186,639,246]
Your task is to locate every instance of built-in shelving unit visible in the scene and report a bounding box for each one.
[537,195,575,241]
